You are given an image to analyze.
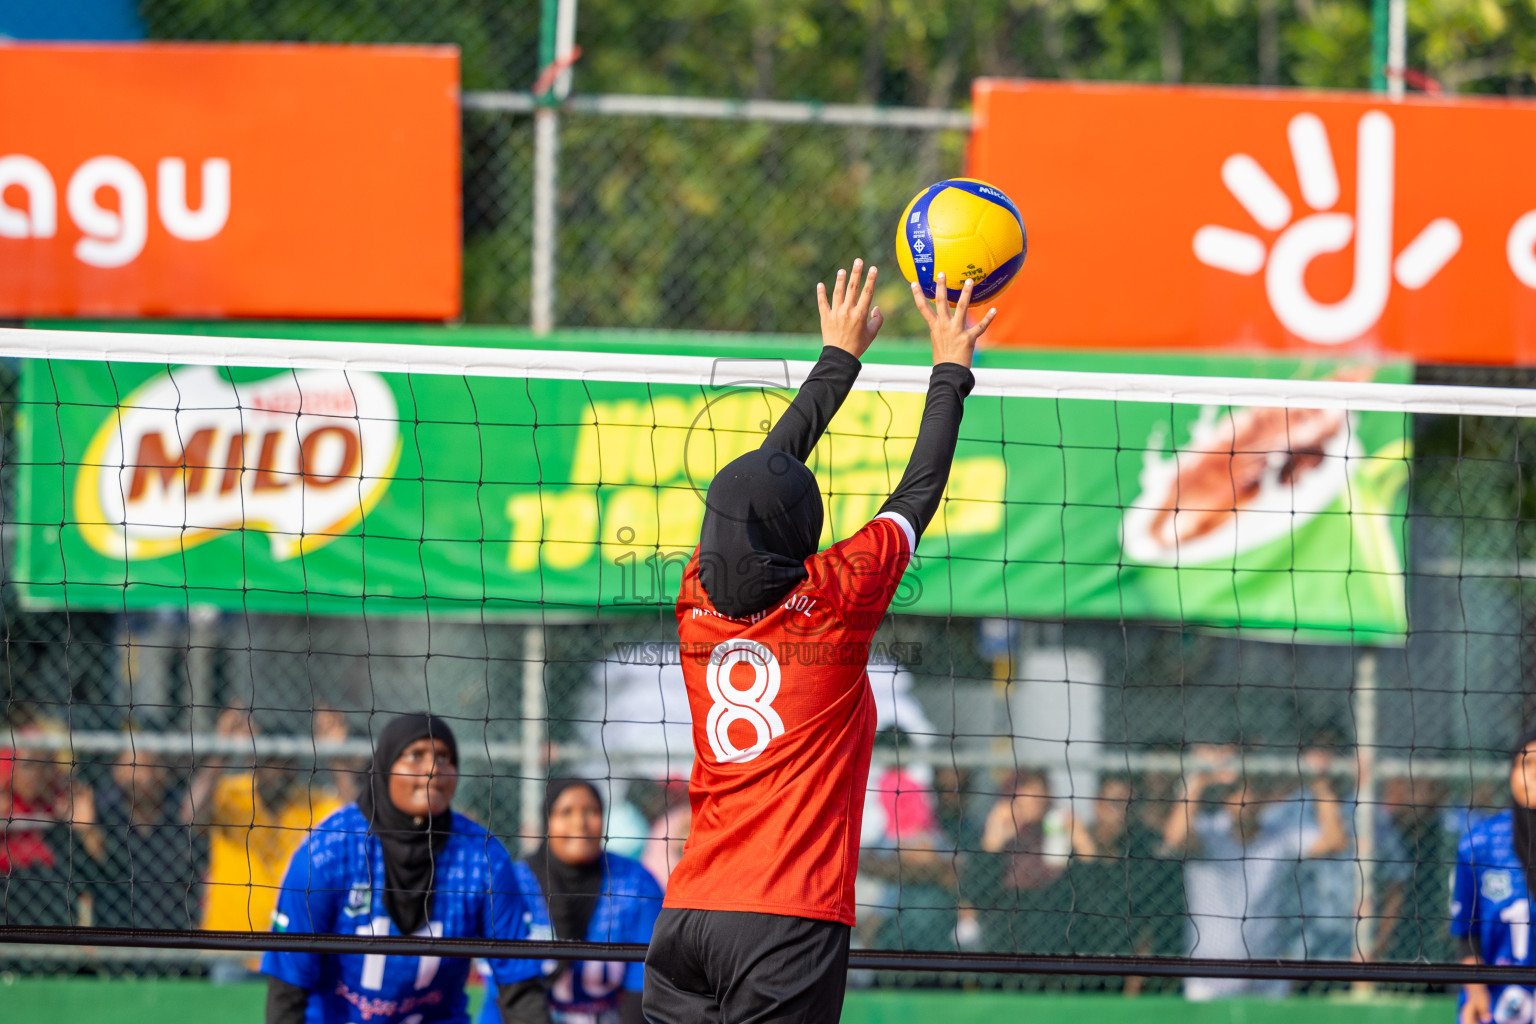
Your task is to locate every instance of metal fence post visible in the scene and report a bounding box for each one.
[1354,650,1380,965]
[531,0,577,335]
[520,623,548,854]
[1387,0,1407,99]
[531,109,558,335]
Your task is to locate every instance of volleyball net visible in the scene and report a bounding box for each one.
[1,325,1531,984]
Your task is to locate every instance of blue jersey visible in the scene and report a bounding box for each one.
[1451,809,1536,1024]
[478,853,663,1024]
[261,805,542,1024]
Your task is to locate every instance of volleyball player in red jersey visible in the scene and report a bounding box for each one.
[642,261,997,1024]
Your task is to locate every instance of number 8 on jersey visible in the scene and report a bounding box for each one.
[705,639,785,763]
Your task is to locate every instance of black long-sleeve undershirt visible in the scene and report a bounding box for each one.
[762,345,862,461]
[879,362,976,539]
[763,346,974,542]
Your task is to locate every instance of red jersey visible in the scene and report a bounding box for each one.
[664,513,915,925]
[0,752,59,873]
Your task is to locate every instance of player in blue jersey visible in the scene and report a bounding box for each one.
[262,713,550,1024]
[480,779,663,1024]
[1452,726,1536,1024]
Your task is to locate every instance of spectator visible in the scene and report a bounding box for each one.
[1285,747,1365,962]
[1447,778,1503,847]
[1450,726,1536,1024]
[1064,774,1185,989]
[606,778,661,861]
[311,706,365,804]
[640,778,689,892]
[262,713,550,1024]
[1,727,73,927]
[184,707,341,977]
[1449,724,1536,1024]
[1162,746,1347,1001]
[71,746,200,930]
[965,769,1069,953]
[934,766,988,854]
[479,779,663,1024]
[932,766,990,949]
[1371,775,1456,963]
[857,734,957,951]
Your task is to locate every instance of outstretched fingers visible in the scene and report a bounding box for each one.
[854,263,878,317]
[965,307,999,343]
[932,271,951,318]
[816,280,831,318]
[831,265,848,307]
[865,304,884,340]
[951,277,975,323]
[909,280,937,324]
[843,258,866,310]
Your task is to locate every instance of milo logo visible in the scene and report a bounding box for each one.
[75,367,400,561]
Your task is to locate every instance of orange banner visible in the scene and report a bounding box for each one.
[0,44,459,319]
[971,80,1536,363]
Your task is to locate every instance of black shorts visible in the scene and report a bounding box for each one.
[641,907,851,1024]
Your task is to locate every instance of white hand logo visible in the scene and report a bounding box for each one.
[1194,111,1461,345]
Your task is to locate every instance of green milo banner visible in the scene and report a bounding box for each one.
[13,327,1411,637]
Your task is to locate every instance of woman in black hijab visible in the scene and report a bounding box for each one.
[1453,726,1536,1024]
[648,263,989,1024]
[357,712,460,934]
[262,713,554,1024]
[483,779,664,1024]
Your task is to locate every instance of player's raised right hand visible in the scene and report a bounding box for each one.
[911,272,996,369]
[817,258,883,359]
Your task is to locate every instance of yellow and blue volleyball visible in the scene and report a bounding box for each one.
[896,178,1026,304]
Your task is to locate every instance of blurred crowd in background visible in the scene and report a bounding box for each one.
[0,698,1478,996]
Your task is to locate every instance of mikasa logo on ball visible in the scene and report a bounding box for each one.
[75,366,401,562]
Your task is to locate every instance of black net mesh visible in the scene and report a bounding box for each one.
[0,0,1532,1004]
[0,343,1530,1001]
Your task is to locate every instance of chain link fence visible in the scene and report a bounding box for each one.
[461,102,964,335]
[134,0,972,337]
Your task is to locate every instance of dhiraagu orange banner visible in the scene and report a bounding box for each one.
[0,44,460,318]
[971,80,1536,364]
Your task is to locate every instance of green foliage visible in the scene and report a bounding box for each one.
[568,0,1531,96]
[1285,0,1374,89]
[548,116,962,335]
[138,0,1536,123]
[139,0,538,89]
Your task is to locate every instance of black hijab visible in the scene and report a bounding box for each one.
[527,778,606,941]
[698,447,823,618]
[1514,726,1536,882]
[357,713,459,935]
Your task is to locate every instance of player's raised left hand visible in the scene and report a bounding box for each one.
[911,272,996,370]
[817,258,883,359]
